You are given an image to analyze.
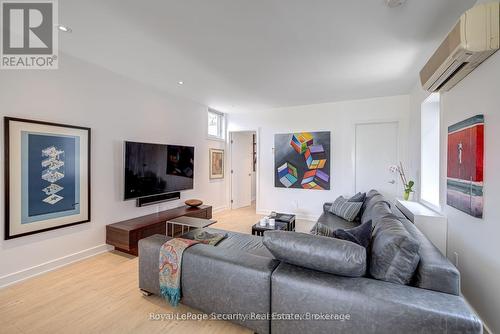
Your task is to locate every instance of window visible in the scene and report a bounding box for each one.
[420,93,440,209]
[207,109,225,140]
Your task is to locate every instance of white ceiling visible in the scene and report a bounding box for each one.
[60,0,476,112]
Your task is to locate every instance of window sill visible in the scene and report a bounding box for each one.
[419,199,443,215]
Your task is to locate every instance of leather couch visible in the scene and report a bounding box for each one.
[138,190,482,334]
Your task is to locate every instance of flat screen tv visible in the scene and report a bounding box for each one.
[124,141,194,200]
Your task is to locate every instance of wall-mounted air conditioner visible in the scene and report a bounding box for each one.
[420,2,499,92]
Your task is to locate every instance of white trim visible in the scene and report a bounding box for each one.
[229,129,259,211]
[0,244,112,288]
[212,205,228,214]
[420,92,442,209]
[419,199,443,215]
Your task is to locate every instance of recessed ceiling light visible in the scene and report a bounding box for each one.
[385,0,407,8]
[57,25,72,33]
[177,81,184,85]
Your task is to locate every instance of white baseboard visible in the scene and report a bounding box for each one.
[212,205,228,214]
[256,209,319,222]
[0,244,112,289]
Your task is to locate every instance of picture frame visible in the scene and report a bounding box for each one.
[209,148,224,179]
[274,131,331,190]
[4,117,91,239]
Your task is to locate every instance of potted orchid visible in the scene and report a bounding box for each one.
[389,162,415,201]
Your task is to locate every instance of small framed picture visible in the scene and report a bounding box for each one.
[209,148,224,179]
[4,117,91,239]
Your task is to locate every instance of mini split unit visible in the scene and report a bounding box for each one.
[420,2,500,92]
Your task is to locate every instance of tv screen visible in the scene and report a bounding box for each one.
[124,141,194,200]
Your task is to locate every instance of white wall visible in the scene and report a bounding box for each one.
[409,51,500,333]
[228,95,410,220]
[0,54,226,286]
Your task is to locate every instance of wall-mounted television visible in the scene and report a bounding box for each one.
[124,141,194,200]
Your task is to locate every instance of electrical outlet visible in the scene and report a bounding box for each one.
[454,252,459,267]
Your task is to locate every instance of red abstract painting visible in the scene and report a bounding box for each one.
[447,115,484,218]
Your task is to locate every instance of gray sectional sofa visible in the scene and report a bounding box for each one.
[138,190,482,334]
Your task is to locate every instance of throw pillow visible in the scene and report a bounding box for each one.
[332,220,372,248]
[329,196,363,222]
[348,192,366,202]
[348,192,366,221]
[263,231,366,277]
[370,215,421,285]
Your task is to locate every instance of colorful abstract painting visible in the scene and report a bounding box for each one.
[275,131,330,190]
[447,115,484,218]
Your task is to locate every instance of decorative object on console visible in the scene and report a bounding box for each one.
[4,117,91,239]
[185,199,203,207]
[389,162,415,200]
[274,131,330,190]
[209,148,224,179]
[447,115,484,218]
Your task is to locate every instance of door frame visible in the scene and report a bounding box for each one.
[353,120,401,195]
[228,129,260,210]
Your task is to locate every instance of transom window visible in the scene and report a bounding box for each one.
[208,109,225,140]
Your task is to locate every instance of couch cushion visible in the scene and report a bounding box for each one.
[370,215,421,285]
[332,220,372,248]
[182,227,274,258]
[361,195,392,224]
[263,231,366,277]
[329,196,363,222]
[399,217,461,295]
[310,211,359,236]
[349,192,366,202]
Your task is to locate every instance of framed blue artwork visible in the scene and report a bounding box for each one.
[4,117,91,239]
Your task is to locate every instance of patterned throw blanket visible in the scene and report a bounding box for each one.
[159,230,226,307]
[159,238,199,307]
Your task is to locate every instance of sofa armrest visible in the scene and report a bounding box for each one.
[182,245,279,334]
[271,263,482,334]
[138,234,279,334]
[138,234,170,295]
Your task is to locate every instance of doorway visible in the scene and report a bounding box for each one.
[355,121,400,199]
[230,131,257,210]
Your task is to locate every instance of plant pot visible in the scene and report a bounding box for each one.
[403,190,412,201]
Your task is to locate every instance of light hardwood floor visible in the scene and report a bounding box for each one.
[0,205,314,334]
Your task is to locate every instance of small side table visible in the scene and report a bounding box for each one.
[251,222,288,236]
[269,212,296,231]
[167,216,217,237]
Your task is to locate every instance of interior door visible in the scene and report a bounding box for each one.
[230,132,253,209]
[355,122,399,199]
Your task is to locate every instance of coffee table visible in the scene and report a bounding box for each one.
[252,221,288,236]
[167,216,217,237]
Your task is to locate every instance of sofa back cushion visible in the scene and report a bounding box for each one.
[398,216,461,295]
[263,231,366,277]
[370,215,421,285]
[361,191,392,224]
